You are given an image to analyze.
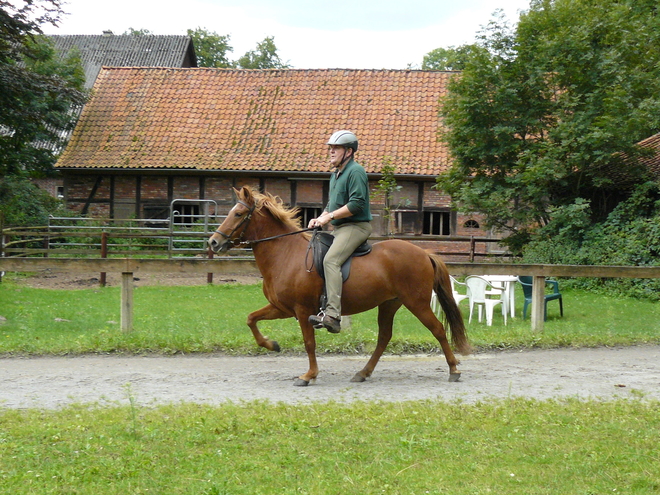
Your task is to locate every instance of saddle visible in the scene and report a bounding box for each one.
[311,231,372,283]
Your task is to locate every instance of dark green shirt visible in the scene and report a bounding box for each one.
[327,158,372,226]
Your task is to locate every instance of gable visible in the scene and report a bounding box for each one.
[55,68,455,176]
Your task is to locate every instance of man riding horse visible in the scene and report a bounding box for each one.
[307,130,373,334]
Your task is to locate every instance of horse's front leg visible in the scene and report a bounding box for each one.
[246,303,290,353]
[293,312,319,387]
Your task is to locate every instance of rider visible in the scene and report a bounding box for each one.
[308,130,373,333]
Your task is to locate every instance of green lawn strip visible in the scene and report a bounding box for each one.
[0,278,659,355]
[0,398,658,494]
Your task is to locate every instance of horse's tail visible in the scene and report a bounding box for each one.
[429,254,472,355]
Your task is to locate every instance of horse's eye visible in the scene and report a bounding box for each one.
[235,211,243,217]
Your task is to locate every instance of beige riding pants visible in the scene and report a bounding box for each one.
[323,221,372,319]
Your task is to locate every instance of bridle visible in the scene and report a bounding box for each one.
[213,200,256,248]
[213,199,316,248]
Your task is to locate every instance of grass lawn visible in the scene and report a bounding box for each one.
[1,275,659,494]
[0,398,658,494]
[0,276,659,355]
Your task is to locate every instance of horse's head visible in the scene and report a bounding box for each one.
[208,186,257,253]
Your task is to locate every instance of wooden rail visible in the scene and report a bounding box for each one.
[1,258,658,333]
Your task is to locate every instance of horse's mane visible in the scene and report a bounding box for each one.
[245,186,307,234]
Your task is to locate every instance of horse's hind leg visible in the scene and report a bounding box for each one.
[412,305,462,381]
[351,299,403,383]
[246,303,289,352]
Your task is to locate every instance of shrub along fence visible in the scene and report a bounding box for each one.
[1,257,658,333]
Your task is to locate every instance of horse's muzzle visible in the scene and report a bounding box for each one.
[208,237,230,253]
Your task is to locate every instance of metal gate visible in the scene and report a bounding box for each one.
[168,199,222,258]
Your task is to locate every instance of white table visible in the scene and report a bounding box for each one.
[482,275,518,317]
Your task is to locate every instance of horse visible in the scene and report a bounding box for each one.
[208,186,471,386]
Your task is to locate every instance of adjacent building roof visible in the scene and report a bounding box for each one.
[636,132,660,179]
[49,33,197,88]
[56,67,455,176]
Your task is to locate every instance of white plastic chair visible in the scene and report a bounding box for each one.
[465,276,508,326]
[431,276,469,317]
[450,276,470,306]
[484,279,509,318]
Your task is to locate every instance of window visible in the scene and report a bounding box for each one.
[464,219,480,229]
[393,210,417,235]
[423,211,450,235]
[172,204,200,225]
[297,207,322,227]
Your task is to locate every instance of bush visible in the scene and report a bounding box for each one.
[523,182,660,300]
[0,176,66,227]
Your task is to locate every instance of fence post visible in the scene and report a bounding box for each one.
[121,272,133,332]
[100,231,108,287]
[207,247,214,284]
[469,236,475,262]
[531,275,545,332]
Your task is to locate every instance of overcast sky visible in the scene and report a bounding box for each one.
[42,0,531,69]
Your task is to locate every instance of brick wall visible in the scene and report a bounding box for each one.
[141,176,168,200]
[295,180,324,204]
[114,176,137,199]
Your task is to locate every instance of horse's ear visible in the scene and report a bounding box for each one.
[233,186,252,202]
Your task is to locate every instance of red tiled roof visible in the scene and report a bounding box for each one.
[56,68,455,176]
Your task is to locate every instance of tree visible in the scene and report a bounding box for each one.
[0,175,64,226]
[186,27,234,68]
[237,36,290,69]
[422,44,480,71]
[437,2,660,247]
[123,28,153,36]
[0,0,87,177]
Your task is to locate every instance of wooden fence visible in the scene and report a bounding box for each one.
[1,257,658,333]
[1,223,507,261]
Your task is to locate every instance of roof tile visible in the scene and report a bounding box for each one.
[56,68,456,176]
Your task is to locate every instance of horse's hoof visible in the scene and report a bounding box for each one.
[449,372,461,382]
[293,378,310,387]
[271,341,280,353]
[350,373,366,383]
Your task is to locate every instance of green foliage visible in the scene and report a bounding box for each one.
[438,1,660,236]
[0,176,65,226]
[236,36,290,69]
[422,44,479,70]
[186,27,234,68]
[122,27,152,36]
[523,182,660,300]
[0,1,87,177]
[374,157,399,234]
[185,28,289,69]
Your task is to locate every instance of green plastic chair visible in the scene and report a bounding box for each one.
[517,276,564,320]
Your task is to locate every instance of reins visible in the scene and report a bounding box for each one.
[233,227,318,247]
[213,198,318,248]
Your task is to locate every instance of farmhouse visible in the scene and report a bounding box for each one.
[55,67,492,246]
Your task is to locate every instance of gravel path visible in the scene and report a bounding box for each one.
[2,346,659,409]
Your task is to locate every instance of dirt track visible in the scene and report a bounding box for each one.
[2,346,659,409]
[3,273,659,409]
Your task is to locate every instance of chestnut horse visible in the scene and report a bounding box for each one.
[209,186,471,386]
